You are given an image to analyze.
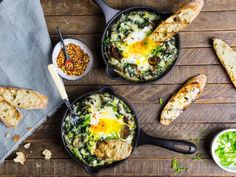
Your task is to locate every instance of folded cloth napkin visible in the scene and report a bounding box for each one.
[0,0,62,163]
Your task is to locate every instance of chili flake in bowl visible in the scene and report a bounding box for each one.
[52,38,93,80]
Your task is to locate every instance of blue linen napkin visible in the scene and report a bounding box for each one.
[0,0,62,163]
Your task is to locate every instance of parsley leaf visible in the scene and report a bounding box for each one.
[171,159,188,173]
[159,98,163,105]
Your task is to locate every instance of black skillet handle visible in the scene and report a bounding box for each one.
[138,129,197,154]
[93,0,120,23]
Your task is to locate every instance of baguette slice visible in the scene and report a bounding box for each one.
[0,87,48,109]
[149,0,204,44]
[213,38,236,88]
[160,74,206,126]
[0,100,22,128]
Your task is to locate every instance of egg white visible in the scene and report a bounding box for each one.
[124,26,152,45]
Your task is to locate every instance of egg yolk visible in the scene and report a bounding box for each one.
[90,118,122,136]
[123,38,160,58]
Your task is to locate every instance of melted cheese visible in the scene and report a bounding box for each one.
[124,26,152,45]
[123,55,149,71]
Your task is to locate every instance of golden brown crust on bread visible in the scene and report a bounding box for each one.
[149,0,204,44]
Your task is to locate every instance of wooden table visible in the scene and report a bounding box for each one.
[2,0,236,176]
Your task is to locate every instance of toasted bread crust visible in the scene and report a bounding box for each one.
[0,87,48,109]
[213,38,236,88]
[160,74,206,126]
[149,0,204,43]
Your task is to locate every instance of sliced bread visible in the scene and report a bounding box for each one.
[149,0,204,44]
[0,100,22,128]
[0,87,48,109]
[213,38,236,88]
[160,74,206,126]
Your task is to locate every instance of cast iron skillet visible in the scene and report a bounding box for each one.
[93,0,181,83]
[61,87,196,174]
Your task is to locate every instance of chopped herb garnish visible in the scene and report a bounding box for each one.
[215,131,236,167]
[171,159,188,173]
[159,97,163,105]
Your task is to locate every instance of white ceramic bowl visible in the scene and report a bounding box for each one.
[211,128,236,172]
[52,38,93,80]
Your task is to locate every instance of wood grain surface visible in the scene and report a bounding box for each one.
[2,0,236,176]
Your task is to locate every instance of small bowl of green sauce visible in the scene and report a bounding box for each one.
[211,129,236,172]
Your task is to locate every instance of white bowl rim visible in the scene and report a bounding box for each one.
[52,38,94,80]
[211,128,236,172]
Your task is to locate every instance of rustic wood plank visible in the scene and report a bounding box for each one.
[50,31,236,50]
[57,84,236,104]
[181,31,236,48]
[46,16,105,35]
[45,11,236,35]
[0,159,232,176]
[41,0,99,16]
[177,48,219,65]
[41,0,236,16]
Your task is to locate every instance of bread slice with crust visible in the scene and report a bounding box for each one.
[160,74,206,126]
[213,38,236,88]
[0,100,22,128]
[0,87,48,110]
[149,0,204,44]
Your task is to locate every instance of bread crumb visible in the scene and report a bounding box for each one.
[35,163,40,168]
[23,143,31,149]
[12,134,20,142]
[13,151,26,165]
[42,149,52,160]
[5,132,11,138]
[27,127,32,131]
